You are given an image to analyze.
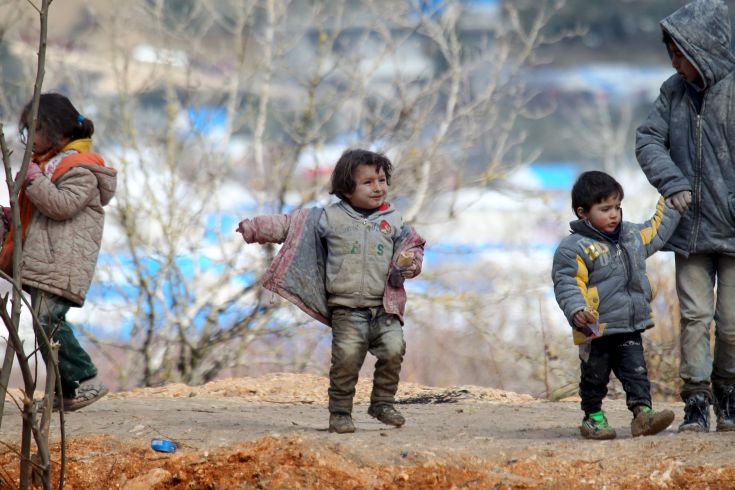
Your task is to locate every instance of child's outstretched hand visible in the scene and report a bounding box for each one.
[236,219,254,242]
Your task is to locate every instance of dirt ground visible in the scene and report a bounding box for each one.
[2,373,735,489]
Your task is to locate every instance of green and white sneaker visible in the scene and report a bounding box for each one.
[580,410,617,440]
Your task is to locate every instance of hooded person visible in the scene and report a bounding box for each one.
[635,0,735,433]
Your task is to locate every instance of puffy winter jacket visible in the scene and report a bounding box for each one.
[21,153,117,306]
[552,198,679,345]
[636,0,735,256]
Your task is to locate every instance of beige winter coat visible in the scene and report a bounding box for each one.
[21,162,117,306]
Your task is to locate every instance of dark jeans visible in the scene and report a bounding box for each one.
[579,331,651,415]
[328,306,405,414]
[31,288,97,398]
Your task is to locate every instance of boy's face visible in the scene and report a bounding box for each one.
[668,42,703,86]
[345,164,388,209]
[576,194,622,234]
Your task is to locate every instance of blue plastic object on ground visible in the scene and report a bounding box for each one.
[151,438,177,453]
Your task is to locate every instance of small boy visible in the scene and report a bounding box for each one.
[552,171,680,439]
[237,149,425,433]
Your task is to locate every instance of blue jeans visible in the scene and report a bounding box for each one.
[676,253,735,400]
[328,306,405,414]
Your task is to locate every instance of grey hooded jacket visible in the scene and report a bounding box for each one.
[552,199,680,345]
[636,0,735,256]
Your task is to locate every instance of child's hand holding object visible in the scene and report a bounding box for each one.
[573,308,600,339]
[389,251,416,287]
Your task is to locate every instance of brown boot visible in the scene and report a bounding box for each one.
[631,405,675,437]
[368,405,405,427]
[328,413,355,434]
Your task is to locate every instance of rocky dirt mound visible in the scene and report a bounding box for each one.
[108,372,536,404]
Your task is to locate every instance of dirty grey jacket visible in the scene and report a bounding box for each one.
[320,201,404,309]
[636,0,735,256]
[22,161,117,306]
[552,199,680,345]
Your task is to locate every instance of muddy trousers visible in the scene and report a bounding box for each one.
[31,288,97,398]
[676,254,735,402]
[328,306,405,414]
[579,332,651,414]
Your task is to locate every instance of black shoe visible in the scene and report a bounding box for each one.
[678,392,710,433]
[713,385,735,432]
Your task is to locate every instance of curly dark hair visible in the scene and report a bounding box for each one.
[571,170,624,218]
[19,93,94,151]
[330,149,392,201]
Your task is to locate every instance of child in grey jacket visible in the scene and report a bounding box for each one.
[237,149,425,434]
[552,171,679,440]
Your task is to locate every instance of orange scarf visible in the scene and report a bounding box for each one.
[0,142,104,275]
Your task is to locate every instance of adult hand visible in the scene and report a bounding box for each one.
[666,190,692,213]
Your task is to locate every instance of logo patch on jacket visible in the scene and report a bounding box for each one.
[379,220,392,235]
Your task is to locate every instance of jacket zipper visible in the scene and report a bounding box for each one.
[584,222,635,326]
[690,95,707,251]
[360,219,368,298]
[615,242,636,326]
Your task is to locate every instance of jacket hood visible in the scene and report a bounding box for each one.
[85,164,118,206]
[661,0,735,88]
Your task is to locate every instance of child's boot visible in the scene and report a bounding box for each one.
[713,385,735,432]
[631,405,675,437]
[328,412,355,434]
[579,410,616,440]
[678,392,710,433]
[368,404,405,427]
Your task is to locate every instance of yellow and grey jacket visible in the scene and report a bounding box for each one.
[551,198,680,345]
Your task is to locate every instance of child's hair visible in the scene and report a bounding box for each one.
[571,170,624,218]
[330,149,393,201]
[662,29,673,46]
[19,93,94,151]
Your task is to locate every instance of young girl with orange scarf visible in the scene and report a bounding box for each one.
[0,93,117,411]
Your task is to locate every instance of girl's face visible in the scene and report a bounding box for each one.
[576,194,622,234]
[21,120,56,156]
[345,164,388,209]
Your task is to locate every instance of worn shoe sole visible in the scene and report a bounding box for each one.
[328,422,355,434]
[367,407,405,427]
[716,422,735,432]
[53,384,109,412]
[678,422,709,433]
[579,426,617,440]
[632,410,675,437]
